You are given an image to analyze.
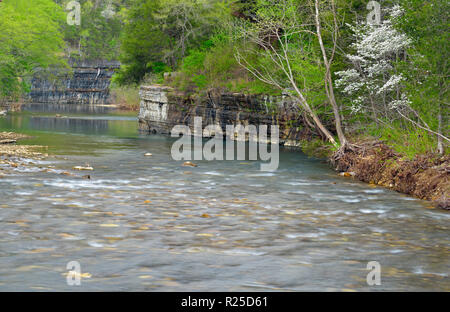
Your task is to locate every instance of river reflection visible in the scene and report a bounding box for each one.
[21,103,118,114]
[0,109,448,291]
[29,116,110,134]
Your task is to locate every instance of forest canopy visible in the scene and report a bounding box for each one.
[0,0,66,99]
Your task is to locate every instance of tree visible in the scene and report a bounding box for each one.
[313,0,348,147]
[58,0,128,60]
[0,0,66,101]
[397,0,449,154]
[235,0,339,146]
[335,6,411,123]
[116,0,230,84]
[335,4,449,152]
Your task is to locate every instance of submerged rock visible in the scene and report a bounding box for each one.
[182,161,197,167]
[73,165,94,171]
[339,172,356,177]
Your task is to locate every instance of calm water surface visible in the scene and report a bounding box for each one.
[0,106,448,291]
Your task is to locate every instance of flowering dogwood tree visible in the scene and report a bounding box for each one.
[335,4,449,151]
[335,5,411,121]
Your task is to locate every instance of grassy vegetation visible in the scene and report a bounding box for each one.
[167,39,280,95]
[299,138,335,158]
[368,124,448,159]
[109,84,140,111]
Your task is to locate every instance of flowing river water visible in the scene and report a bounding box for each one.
[0,105,448,291]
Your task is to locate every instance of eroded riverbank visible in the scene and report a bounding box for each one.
[332,141,449,210]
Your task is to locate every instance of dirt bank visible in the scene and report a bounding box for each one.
[332,141,450,210]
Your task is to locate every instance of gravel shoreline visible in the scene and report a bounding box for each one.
[0,132,48,177]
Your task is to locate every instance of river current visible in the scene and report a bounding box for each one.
[0,105,448,291]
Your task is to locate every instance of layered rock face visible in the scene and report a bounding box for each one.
[29,59,120,105]
[138,85,307,146]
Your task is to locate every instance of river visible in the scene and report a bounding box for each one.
[0,105,448,291]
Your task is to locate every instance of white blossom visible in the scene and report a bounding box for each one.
[389,94,411,109]
[376,74,404,95]
[334,5,412,115]
[389,5,404,19]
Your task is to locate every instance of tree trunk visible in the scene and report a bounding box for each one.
[437,108,444,154]
[292,87,337,146]
[314,0,348,147]
[324,72,347,146]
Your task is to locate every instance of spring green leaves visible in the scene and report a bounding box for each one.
[0,0,67,100]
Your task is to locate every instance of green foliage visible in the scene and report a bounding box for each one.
[192,74,208,89]
[290,43,328,110]
[113,0,165,84]
[109,83,140,111]
[396,0,449,138]
[115,0,231,85]
[171,38,279,94]
[55,0,128,60]
[0,0,445,157]
[331,1,449,154]
[181,50,207,76]
[368,123,441,159]
[0,0,66,100]
[300,138,334,158]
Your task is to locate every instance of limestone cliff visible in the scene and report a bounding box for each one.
[138,85,308,146]
[29,59,120,105]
